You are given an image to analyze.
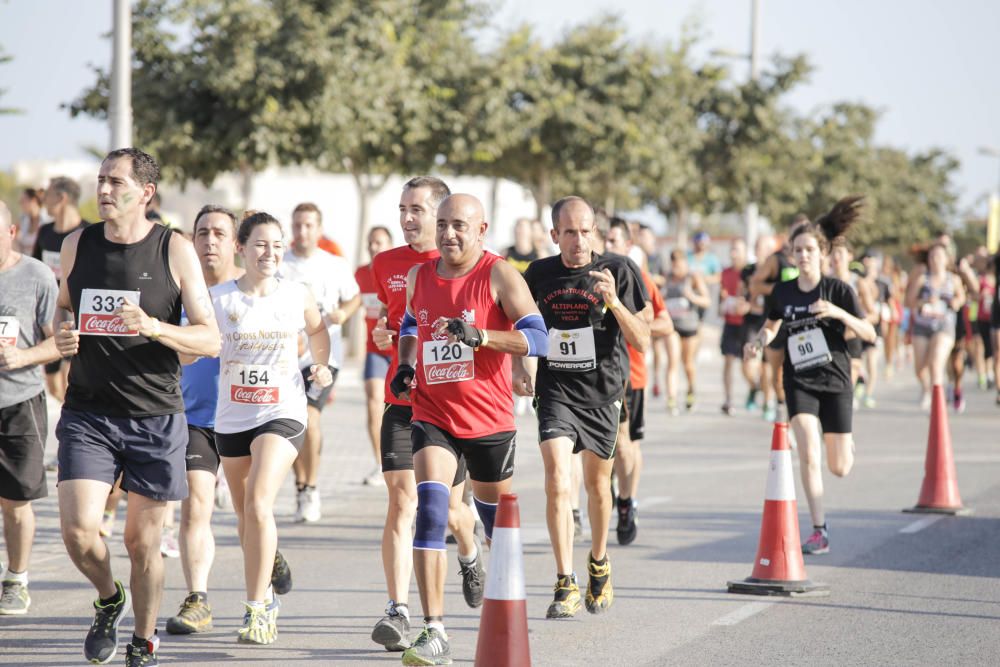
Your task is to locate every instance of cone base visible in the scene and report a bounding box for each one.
[903,505,973,516]
[727,577,830,597]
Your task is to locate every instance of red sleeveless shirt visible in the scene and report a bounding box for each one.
[411,252,515,438]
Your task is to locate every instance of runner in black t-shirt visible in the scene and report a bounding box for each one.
[744,196,875,557]
[517,196,649,620]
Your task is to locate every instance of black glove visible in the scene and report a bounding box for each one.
[389,364,415,399]
[446,319,483,347]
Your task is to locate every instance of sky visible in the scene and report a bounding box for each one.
[1,0,998,216]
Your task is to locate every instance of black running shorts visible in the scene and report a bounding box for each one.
[215,419,305,458]
[411,421,515,483]
[380,404,466,484]
[625,386,645,442]
[185,425,220,474]
[846,337,863,360]
[0,392,48,501]
[785,386,853,434]
[720,322,746,358]
[536,398,621,460]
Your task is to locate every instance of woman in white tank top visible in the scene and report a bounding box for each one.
[211,212,332,644]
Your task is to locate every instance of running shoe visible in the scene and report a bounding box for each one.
[124,634,158,667]
[762,404,777,423]
[214,474,232,510]
[84,580,129,664]
[165,592,213,634]
[863,396,877,409]
[237,598,280,644]
[458,540,485,608]
[99,511,116,539]
[616,500,637,546]
[160,527,180,559]
[294,487,321,523]
[372,601,411,651]
[954,394,966,414]
[545,574,581,619]
[978,374,988,391]
[721,402,732,416]
[920,392,932,412]
[585,554,613,614]
[685,391,696,411]
[667,398,679,417]
[271,550,292,595]
[401,626,452,666]
[652,383,661,398]
[745,388,759,412]
[801,528,830,555]
[363,465,385,487]
[572,509,583,542]
[0,579,30,615]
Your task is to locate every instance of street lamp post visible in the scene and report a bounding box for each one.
[109,0,133,151]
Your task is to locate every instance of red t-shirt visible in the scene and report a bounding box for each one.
[628,269,666,390]
[410,252,514,437]
[371,245,440,406]
[355,263,390,356]
[720,266,745,326]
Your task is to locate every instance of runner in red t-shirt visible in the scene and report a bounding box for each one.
[719,239,756,415]
[367,177,479,653]
[390,193,547,665]
[604,219,673,547]
[354,226,394,486]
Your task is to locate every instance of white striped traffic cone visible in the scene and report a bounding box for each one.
[727,422,829,596]
[474,493,531,667]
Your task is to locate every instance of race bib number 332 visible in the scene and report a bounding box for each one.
[79,289,141,336]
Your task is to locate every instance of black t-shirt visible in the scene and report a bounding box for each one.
[504,246,539,274]
[524,252,648,407]
[32,220,91,282]
[768,276,862,394]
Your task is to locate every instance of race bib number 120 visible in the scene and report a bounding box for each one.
[423,340,474,384]
[79,289,141,336]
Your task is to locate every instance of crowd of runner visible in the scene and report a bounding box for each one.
[1,148,999,666]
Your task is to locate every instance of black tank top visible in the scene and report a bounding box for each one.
[66,223,183,416]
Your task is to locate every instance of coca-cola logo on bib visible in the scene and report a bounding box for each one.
[80,314,137,336]
[230,386,280,404]
[425,360,474,384]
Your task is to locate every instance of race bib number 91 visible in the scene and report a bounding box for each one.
[547,327,597,372]
[0,316,19,347]
[423,339,474,384]
[79,289,141,336]
[229,363,280,404]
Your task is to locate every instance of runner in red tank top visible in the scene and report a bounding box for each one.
[390,194,547,665]
[366,177,480,654]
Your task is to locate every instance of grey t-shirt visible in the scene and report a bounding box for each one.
[0,255,58,409]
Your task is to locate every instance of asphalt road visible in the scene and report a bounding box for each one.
[2,328,999,666]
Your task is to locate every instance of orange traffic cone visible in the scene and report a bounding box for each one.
[904,385,972,515]
[728,422,829,597]
[474,494,531,667]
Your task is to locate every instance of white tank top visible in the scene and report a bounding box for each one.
[211,279,308,434]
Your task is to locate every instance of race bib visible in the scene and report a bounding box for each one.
[666,297,691,319]
[547,327,597,372]
[423,339,474,384]
[787,327,832,372]
[42,250,61,279]
[0,316,19,346]
[362,293,382,320]
[228,363,280,404]
[79,289,141,336]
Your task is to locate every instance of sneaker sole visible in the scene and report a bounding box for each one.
[803,547,830,555]
[402,650,452,666]
[371,623,409,651]
[165,617,213,634]
[86,596,130,665]
[545,603,581,619]
[0,604,29,615]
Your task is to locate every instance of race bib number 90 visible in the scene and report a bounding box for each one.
[423,339,474,384]
[547,327,597,372]
[79,289,141,336]
[0,316,19,347]
[229,363,280,404]
[787,327,832,372]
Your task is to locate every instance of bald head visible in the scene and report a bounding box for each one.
[438,194,485,225]
[551,196,594,231]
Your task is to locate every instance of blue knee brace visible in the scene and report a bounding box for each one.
[414,481,450,551]
[474,497,498,541]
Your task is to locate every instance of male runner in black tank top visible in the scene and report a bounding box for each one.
[53,148,220,667]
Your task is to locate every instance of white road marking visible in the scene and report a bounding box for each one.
[899,515,944,534]
[712,601,776,626]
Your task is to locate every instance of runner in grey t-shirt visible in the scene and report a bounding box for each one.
[0,200,60,615]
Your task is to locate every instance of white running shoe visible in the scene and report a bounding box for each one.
[160,527,181,558]
[215,474,232,511]
[294,487,321,523]
[363,465,385,487]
